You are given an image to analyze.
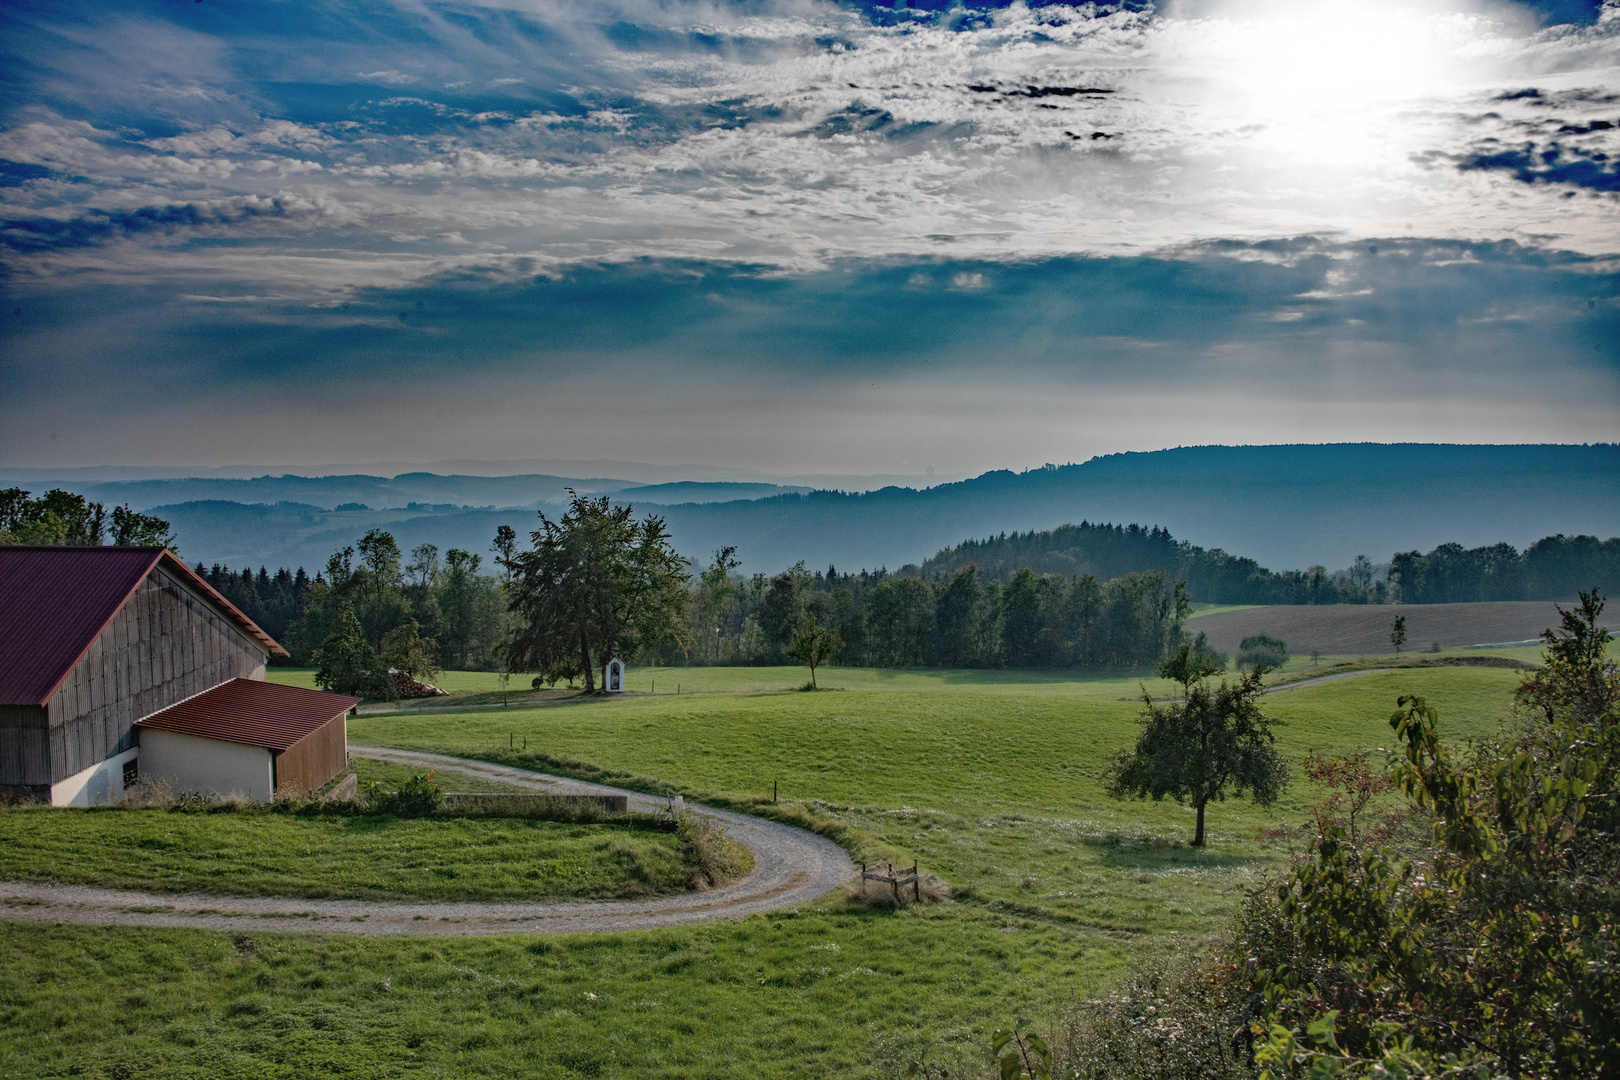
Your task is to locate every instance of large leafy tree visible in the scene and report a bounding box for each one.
[1107,664,1288,846]
[505,492,690,692]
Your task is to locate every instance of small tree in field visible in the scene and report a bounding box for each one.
[1158,640,1222,696]
[785,624,840,689]
[1389,613,1408,655]
[1107,667,1288,846]
[313,600,392,699]
[381,619,439,680]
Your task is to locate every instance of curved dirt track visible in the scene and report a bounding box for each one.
[1261,668,1396,693]
[0,748,856,937]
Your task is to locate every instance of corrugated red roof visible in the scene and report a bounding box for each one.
[136,678,359,751]
[0,546,287,707]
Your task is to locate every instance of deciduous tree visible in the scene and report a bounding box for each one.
[505,492,690,692]
[312,600,392,699]
[1107,666,1287,845]
[785,623,840,688]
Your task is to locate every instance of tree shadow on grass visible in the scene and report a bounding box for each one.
[1078,833,1265,872]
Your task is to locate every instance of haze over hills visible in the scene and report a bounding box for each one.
[0,460,932,490]
[8,444,1616,577]
[653,444,1620,575]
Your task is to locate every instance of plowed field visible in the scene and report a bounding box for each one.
[1186,600,1581,655]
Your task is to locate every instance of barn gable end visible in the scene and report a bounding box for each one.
[44,568,268,785]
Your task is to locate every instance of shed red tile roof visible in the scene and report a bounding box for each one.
[136,678,359,751]
[0,546,287,706]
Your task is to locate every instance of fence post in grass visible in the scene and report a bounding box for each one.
[773,779,777,803]
[523,736,527,750]
[914,862,920,902]
[509,733,513,748]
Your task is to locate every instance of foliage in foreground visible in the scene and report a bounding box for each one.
[1247,591,1618,1079]
[995,591,1617,1080]
[1062,591,1619,1079]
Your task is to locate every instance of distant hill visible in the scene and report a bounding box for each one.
[652,444,1619,574]
[46,472,630,512]
[62,444,1620,577]
[605,481,812,504]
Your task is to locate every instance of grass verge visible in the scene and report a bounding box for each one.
[0,807,693,902]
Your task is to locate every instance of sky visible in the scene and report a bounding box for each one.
[1,0,1617,478]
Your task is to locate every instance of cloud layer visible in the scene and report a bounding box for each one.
[0,0,1616,471]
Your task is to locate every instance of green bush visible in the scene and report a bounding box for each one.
[1246,591,1619,1078]
[1237,634,1288,671]
[360,767,442,817]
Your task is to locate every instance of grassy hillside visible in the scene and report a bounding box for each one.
[2,664,1522,1078]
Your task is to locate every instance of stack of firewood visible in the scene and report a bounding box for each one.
[388,669,449,699]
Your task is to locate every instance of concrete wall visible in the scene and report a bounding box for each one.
[50,745,139,807]
[137,728,274,802]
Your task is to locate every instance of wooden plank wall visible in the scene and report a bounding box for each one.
[0,704,49,796]
[273,713,347,795]
[44,568,267,785]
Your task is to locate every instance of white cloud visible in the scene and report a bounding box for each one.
[2,0,1616,296]
[356,69,417,85]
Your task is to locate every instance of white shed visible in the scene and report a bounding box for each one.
[136,679,359,800]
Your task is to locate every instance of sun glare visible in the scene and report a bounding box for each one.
[1169,1,1474,166]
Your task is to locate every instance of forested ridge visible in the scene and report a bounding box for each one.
[18,480,1609,673]
[921,522,1620,606]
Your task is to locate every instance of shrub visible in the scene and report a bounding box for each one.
[1247,591,1619,1078]
[361,767,442,817]
[676,812,753,888]
[1236,634,1288,671]
[1050,954,1256,1080]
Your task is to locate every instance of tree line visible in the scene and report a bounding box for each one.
[45,488,1615,679]
[1390,533,1620,603]
[679,555,1192,670]
[920,521,1620,605]
[0,488,178,549]
[919,522,1392,605]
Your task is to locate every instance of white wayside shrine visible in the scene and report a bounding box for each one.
[604,658,625,693]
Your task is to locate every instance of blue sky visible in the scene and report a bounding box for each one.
[1,0,1616,476]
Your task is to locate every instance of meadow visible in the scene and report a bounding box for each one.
[0,806,690,903]
[3,663,1526,1079]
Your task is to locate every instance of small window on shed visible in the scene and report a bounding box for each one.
[122,759,138,787]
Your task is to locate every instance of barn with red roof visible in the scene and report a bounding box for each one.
[0,546,356,805]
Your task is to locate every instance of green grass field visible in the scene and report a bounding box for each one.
[353,756,531,794]
[3,664,1527,1079]
[0,808,689,903]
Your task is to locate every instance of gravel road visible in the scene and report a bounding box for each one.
[1261,668,1396,693]
[0,748,856,937]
